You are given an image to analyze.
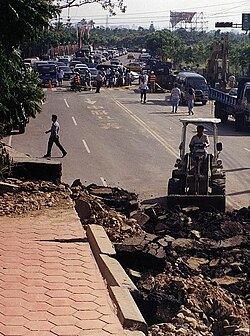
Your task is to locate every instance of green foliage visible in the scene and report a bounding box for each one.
[0,0,60,53]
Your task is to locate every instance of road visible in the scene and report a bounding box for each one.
[6,82,250,210]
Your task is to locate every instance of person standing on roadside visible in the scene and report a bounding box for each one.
[186,85,195,115]
[58,68,64,86]
[95,71,104,93]
[43,114,67,158]
[148,71,156,93]
[170,83,181,113]
[139,78,148,103]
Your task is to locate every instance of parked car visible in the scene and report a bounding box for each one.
[110,59,121,65]
[69,60,82,69]
[75,63,89,70]
[125,62,144,72]
[127,53,135,60]
[58,66,73,80]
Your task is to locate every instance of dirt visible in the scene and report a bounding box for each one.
[1,178,249,336]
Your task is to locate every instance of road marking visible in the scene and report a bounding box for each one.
[113,98,178,158]
[72,117,77,126]
[85,98,96,105]
[82,139,90,153]
[100,177,107,187]
[8,135,12,147]
[64,99,69,108]
[244,148,250,153]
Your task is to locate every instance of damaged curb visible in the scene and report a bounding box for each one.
[86,224,148,335]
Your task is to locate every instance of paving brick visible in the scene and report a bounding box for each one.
[0,325,28,335]
[73,310,102,320]
[51,325,81,335]
[47,297,74,307]
[46,290,72,298]
[49,315,80,326]
[1,306,28,316]
[48,306,76,316]
[76,319,106,329]
[70,301,99,310]
[25,320,55,331]
[24,311,53,321]
[70,293,96,302]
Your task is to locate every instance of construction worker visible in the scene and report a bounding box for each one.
[148,71,156,93]
[71,72,81,91]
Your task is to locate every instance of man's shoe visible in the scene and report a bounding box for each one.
[62,152,67,158]
[43,154,50,158]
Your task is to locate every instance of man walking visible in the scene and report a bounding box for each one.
[171,83,181,113]
[43,114,67,158]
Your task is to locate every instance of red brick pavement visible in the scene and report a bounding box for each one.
[0,208,127,336]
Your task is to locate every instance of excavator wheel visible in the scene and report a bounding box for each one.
[168,178,182,195]
[211,176,226,195]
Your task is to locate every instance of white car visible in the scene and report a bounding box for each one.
[75,64,89,69]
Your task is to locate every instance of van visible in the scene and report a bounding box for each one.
[35,64,58,86]
[175,72,209,105]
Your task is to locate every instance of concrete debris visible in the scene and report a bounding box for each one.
[0,178,72,216]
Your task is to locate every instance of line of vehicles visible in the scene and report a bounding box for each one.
[3,45,249,135]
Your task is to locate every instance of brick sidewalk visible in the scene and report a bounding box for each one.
[0,208,127,336]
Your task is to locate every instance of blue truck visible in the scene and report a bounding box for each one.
[209,77,250,130]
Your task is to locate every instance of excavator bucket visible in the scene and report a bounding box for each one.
[167,194,225,212]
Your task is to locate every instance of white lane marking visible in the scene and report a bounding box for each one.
[8,135,12,147]
[244,147,250,153]
[64,99,69,108]
[100,177,107,187]
[82,139,91,153]
[72,116,77,126]
[85,98,96,104]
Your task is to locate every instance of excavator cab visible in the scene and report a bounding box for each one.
[167,118,226,212]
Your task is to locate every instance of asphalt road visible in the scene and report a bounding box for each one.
[7,83,250,210]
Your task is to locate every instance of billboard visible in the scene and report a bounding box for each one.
[170,11,197,28]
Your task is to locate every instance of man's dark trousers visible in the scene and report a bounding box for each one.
[46,136,66,156]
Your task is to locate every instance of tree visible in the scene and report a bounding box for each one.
[0,0,60,138]
[0,0,60,53]
[57,0,126,15]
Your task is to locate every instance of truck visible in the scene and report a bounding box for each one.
[144,59,174,91]
[209,77,250,130]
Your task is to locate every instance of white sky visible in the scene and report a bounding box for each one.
[61,0,249,31]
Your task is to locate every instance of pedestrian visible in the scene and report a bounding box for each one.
[43,114,67,158]
[139,78,148,103]
[148,71,156,93]
[171,83,181,113]
[95,72,104,93]
[58,69,64,86]
[186,85,195,115]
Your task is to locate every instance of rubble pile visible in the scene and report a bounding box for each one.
[0,178,72,216]
[72,184,249,336]
[71,182,142,242]
[115,205,250,336]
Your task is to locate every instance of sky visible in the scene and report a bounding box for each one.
[60,0,249,32]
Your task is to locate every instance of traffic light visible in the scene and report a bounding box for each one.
[215,22,233,28]
[242,13,250,31]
